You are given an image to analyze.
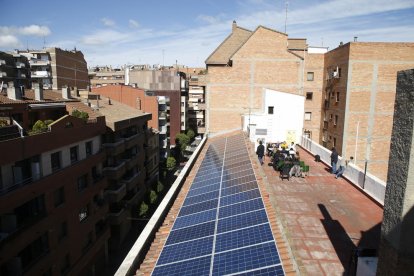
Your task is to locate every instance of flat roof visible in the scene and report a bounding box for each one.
[137,131,295,275]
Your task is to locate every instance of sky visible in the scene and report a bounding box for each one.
[1,0,413,67]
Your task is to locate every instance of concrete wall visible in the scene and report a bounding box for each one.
[301,135,386,205]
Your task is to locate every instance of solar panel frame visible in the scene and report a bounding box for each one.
[152,134,285,275]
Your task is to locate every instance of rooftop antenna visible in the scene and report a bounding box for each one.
[43,36,46,48]
[284,1,289,33]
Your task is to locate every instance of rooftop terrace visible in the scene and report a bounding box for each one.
[123,131,382,275]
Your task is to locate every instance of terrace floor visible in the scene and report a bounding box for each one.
[253,145,383,275]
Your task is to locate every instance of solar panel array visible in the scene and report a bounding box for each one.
[152,134,285,276]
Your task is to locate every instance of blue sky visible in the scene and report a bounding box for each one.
[1,0,413,67]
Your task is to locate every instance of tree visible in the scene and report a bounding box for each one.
[44,119,54,125]
[176,133,190,153]
[156,181,164,193]
[166,156,176,171]
[139,201,149,217]
[72,109,89,121]
[186,129,195,141]
[149,190,157,204]
[32,120,48,133]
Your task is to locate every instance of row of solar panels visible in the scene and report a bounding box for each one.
[152,134,285,275]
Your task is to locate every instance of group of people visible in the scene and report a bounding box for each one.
[256,140,304,178]
[330,147,353,179]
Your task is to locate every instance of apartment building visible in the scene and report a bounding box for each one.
[187,73,206,134]
[127,69,189,131]
[0,89,109,275]
[206,21,325,141]
[85,97,151,251]
[0,51,31,90]
[321,42,414,181]
[207,21,414,182]
[88,66,125,87]
[92,85,180,158]
[0,86,155,275]
[16,47,88,90]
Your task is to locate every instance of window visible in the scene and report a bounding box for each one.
[268,106,274,114]
[58,221,68,241]
[307,72,314,81]
[51,151,61,172]
[18,233,49,271]
[333,137,337,147]
[79,205,89,222]
[306,92,313,100]
[181,112,184,116]
[54,187,65,207]
[77,174,88,192]
[334,115,339,126]
[336,92,340,102]
[70,146,78,164]
[85,141,92,156]
[304,112,312,121]
[329,114,333,121]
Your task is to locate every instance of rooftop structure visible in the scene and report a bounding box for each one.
[0,87,156,275]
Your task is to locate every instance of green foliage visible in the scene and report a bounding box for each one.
[166,156,176,171]
[176,133,190,153]
[186,129,195,141]
[44,119,54,125]
[32,120,48,133]
[71,109,89,121]
[138,201,149,217]
[156,181,164,193]
[149,190,157,204]
[0,119,8,127]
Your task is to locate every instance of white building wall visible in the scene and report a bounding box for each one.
[243,89,305,148]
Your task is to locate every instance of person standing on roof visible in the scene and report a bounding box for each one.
[330,147,339,174]
[256,140,265,165]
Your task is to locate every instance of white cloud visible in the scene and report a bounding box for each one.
[80,29,131,45]
[101,18,115,27]
[197,14,225,25]
[0,35,20,48]
[0,25,51,37]
[19,25,51,36]
[129,19,140,28]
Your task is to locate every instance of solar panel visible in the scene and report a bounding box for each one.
[152,133,285,275]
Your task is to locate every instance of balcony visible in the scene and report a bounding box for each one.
[159,111,167,120]
[107,206,128,225]
[122,191,141,207]
[124,133,141,149]
[122,171,142,191]
[159,125,168,135]
[15,62,26,68]
[31,71,51,78]
[103,139,125,156]
[104,161,126,180]
[105,183,127,203]
[29,59,50,66]
[0,72,6,77]
[125,154,140,170]
[17,73,26,79]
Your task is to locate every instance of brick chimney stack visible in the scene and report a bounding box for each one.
[232,20,237,32]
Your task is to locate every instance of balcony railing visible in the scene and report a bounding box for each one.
[29,59,50,66]
[105,183,127,203]
[103,139,125,156]
[122,171,142,191]
[103,161,126,180]
[31,71,51,78]
[107,207,127,225]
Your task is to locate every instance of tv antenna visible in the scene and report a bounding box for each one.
[284,1,289,33]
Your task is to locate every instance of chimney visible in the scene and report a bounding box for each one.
[7,81,21,100]
[34,83,44,101]
[232,20,237,32]
[354,36,358,42]
[62,86,71,99]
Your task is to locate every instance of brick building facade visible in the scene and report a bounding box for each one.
[207,22,414,181]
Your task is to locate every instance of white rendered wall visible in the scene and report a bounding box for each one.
[243,89,305,147]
